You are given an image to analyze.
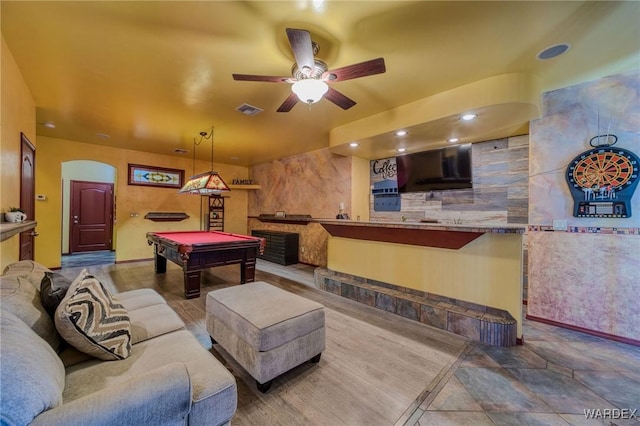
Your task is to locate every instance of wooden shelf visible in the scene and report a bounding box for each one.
[228,184,261,190]
[144,212,189,222]
[257,214,313,225]
[0,220,37,242]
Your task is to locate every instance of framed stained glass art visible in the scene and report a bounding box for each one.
[128,164,185,189]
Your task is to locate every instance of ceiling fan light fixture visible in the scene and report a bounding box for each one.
[291,79,329,104]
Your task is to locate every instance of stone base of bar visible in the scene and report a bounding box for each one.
[314,267,517,347]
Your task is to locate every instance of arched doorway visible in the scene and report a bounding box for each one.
[61,160,116,266]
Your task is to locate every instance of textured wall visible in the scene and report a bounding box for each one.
[249,148,352,219]
[528,71,640,342]
[35,136,250,267]
[248,148,353,266]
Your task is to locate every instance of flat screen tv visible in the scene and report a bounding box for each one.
[396,144,472,192]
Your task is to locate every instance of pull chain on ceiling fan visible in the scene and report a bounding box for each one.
[232,28,386,112]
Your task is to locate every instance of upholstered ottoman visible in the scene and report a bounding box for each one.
[206,281,325,392]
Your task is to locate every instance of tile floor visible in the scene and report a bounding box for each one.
[60,250,115,268]
[61,254,640,425]
[412,320,640,425]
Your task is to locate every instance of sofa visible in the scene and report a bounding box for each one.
[0,260,237,426]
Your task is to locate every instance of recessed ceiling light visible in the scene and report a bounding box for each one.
[397,148,406,153]
[42,122,56,129]
[537,43,570,60]
[448,138,459,143]
[395,130,408,137]
[349,142,359,147]
[460,113,477,121]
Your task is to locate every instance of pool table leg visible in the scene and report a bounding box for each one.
[184,270,201,299]
[241,259,256,284]
[154,251,167,273]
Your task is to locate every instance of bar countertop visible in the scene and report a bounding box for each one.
[317,220,525,249]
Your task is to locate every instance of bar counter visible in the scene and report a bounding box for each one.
[318,219,525,249]
[318,219,526,339]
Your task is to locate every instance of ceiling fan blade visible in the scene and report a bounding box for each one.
[286,28,315,77]
[232,74,291,83]
[277,93,299,112]
[325,87,356,110]
[323,58,386,82]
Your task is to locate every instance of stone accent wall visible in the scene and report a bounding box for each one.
[247,219,328,266]
[316,268,518,347]
[371,135,529,225]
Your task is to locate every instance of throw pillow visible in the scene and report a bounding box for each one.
[2,260,52,291]
[0,311,65,426]
[54,274,132,360]
[40,272,73,316]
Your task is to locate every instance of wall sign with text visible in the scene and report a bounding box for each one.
[370,157,401,212]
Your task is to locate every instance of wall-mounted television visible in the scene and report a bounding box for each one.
[396,144,472,192]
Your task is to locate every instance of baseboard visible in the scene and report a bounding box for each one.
[526,314,640,347]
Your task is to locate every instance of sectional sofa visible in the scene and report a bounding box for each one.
[0,260,237,426]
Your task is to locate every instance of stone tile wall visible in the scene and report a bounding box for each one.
[370,135,529,225]
[316,267,518,347]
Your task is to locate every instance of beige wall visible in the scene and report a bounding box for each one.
[1,36,36,268]
[34,136,250,267]
[328,233,524,337]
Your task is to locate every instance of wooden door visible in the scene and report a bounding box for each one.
[19,133,36,260]
[70,180,114,253]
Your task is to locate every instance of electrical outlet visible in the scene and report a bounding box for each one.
[552,219,568,231]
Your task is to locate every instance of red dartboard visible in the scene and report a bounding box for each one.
[568,148,638,189]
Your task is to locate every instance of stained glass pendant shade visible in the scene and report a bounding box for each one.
[179,171,230,194]
[179,127,230,195]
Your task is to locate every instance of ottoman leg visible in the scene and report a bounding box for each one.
[256,379,273,394]
[310,353,322,363]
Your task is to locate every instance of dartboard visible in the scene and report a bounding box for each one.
[567,147,639,190]
[565,146,640,218]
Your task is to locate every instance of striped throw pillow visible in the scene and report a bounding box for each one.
[54,274,132,360]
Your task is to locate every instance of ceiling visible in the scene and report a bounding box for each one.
[2,1,639,166]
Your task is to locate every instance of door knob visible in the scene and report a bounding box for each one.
[30,230,39,237]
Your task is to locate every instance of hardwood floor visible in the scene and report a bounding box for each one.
[59,259,468,425]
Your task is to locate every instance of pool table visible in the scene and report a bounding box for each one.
[146,231,265,299]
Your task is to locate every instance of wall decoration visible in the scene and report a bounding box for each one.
[370,157,401,211]
[128,164,184,189]
[565,138,639,218]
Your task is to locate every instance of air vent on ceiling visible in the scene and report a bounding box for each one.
[236,103,264,116]
[174,148,189,154]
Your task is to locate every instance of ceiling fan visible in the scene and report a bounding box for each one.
[232,28,386,112]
